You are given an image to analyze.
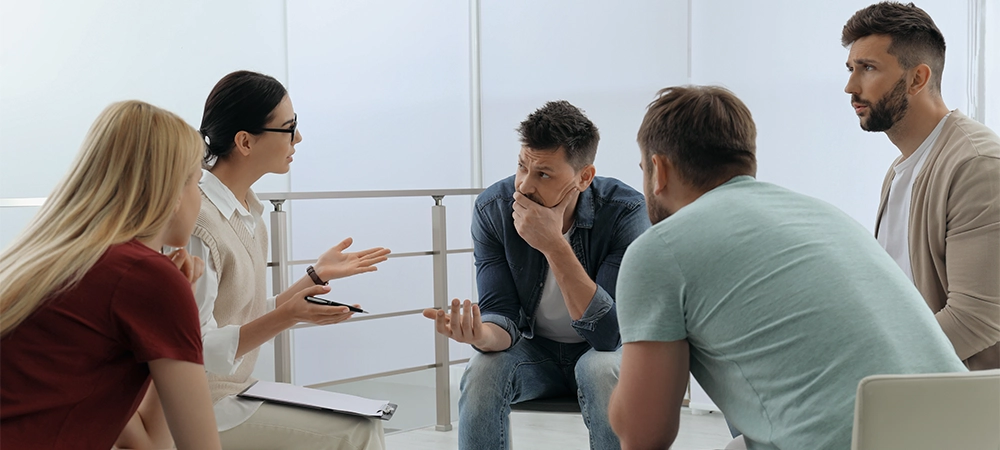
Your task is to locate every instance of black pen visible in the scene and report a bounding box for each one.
[304,296,369,314]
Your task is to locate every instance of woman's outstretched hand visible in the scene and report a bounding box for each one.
[314,237,391,281]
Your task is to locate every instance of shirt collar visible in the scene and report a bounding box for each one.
[573,184,595,229]
[199,169,260,219]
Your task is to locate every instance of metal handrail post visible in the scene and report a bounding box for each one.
[270,200,293,384]
[431,195,453,431]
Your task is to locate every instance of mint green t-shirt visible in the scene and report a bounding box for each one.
[617,176,965,450]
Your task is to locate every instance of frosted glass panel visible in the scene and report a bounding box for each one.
[479,0,690,192]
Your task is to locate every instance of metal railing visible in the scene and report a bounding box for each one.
[1,188,483,432]
[257,188,483,431]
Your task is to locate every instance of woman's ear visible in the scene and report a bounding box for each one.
[172,194,183,214]
[233,131,253,157]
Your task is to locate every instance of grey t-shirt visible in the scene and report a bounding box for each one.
[617,176,966,450]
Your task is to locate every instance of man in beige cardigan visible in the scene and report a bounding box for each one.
[842,2,999,370]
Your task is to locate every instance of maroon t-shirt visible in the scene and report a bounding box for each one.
[1,240,204,449]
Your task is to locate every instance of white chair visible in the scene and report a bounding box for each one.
[851,369,1000,450]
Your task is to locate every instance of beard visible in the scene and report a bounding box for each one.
[644,176,672,224]
[856,76,909,132]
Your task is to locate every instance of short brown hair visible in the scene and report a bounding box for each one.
[517,100,599,171]
[842,2,946,92]
[637,86,757,191]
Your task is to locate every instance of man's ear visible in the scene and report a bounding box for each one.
[576,164,596,190]
[908,63,932,95]
[651,155,671,196]
[233,131,253,157]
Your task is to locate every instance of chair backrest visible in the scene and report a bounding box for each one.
[851,369,1000,450]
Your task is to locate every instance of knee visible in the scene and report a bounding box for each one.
[460,352,515,396]
[574,348,621,391]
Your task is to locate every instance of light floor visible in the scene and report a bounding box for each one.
[385,407,734,450]
[324,365,735,450]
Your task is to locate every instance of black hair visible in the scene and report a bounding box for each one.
[516,101,599,170]
[199,70,287,164]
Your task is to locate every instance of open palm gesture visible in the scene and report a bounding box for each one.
[314,237,391,282]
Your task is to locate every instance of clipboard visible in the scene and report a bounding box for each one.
[237,380,397,420]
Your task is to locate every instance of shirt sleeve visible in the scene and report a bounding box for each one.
[188,236,246,376]
[112,255,203,364]
[570,198,653,350]
[472,201,524,350]
[936,155,1000,360]
[616,230,688,344]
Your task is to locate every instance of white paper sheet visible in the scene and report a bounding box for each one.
[238,380,396,419]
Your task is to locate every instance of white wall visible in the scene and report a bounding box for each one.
[690,0,973,231]
[1,0,995,387]
[479,0,690,190]
[282,0,690,384]
[986,0,1000,131]
[0,0,291,247]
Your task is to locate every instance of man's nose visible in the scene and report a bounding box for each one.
[845,72,860,95]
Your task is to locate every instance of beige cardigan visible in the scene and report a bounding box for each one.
[875,111,1000,370]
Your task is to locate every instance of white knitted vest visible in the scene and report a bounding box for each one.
[192,190,269,404]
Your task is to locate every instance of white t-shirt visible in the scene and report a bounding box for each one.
[877,113,950,281]
[533,227,585,344]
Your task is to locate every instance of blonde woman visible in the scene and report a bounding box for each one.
[0,101,221,450]
[193,70,389,449]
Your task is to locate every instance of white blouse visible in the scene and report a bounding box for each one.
[188,170,276,431]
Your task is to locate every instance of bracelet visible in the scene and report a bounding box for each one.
[306,265,328,286]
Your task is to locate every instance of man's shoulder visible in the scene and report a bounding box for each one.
[589,176,645,209]
[941,113,1000,161]
[476,176,515,209]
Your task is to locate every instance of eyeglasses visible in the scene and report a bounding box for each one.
[260,114,297,143]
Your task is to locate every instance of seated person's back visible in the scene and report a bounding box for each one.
[610,85,966,450]
[620,175,966,449]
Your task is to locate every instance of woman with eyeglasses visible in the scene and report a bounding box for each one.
[191,70,389,449]
[0,100,221,449]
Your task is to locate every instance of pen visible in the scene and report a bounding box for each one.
[304,296,369,314]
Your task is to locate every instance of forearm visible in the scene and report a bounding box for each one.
[473,322,513,352]
[544,240,597,320]
[235,307,295,358]
[611,341,688,450]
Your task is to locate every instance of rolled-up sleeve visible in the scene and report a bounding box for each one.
[473,203,523,351]
[189,236,245,376]
[571,201,652,351]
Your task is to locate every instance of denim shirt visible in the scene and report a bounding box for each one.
[472,175,651,351]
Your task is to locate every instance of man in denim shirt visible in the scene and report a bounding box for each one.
[424,101,650,449]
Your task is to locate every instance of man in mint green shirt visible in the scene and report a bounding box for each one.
[608,85,966,450]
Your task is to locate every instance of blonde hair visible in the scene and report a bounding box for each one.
[0,100,203,336]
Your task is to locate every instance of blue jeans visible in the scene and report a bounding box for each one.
[458,336,621,450]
